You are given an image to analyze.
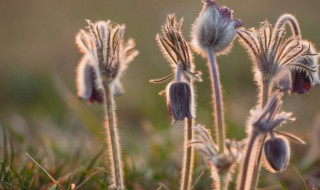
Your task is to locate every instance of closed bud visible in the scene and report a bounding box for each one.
[192,1,243,55]
[167,82,193,122]
[264,136,290,172]
[76,56,104,104]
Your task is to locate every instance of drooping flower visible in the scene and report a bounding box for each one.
[166,82,193,122]
[76,55,103,103]
[151,14,201,121]
[191,0,243,56]
[264,136,290,172]
[75,20,139,103]
[238,16,319,94]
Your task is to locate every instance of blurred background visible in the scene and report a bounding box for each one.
[1,0,320,189]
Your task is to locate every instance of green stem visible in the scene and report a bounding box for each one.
[206,49,225,154]
[180,118,194,190]
[104,85,124,189]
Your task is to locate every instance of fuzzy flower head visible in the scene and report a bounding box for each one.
[151,14,202,84]
[238,15,319,94]
[75,20,139,103]
[166,82,193,122]
[273,40,319,94]
[191,0,243,56]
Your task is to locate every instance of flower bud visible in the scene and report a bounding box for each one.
[192,1,243,55]
[167,82,193,121]
[76,56,103,103]
[264,136,290,172]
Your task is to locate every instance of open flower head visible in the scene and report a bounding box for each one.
[273,40,319,94]
[191,0,243,56]
[238,17,319,95]
[75,20,138,103]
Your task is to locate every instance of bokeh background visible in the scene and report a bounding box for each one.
[1,0,320,189]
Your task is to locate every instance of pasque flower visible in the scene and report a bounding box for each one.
[192,0,243,56]
[75,20,138,190]
[75,20,138,103]
[190,0,243,158]
[238,16,319,94]
[238,92,306,189]
[151,14,201,121]
[151,14,201,190]
[264,135,290,172]
[166,82,193,122]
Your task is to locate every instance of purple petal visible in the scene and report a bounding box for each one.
[292,72,311,94]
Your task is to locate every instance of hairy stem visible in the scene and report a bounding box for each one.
[250,81,271,189]
[206,49,225,154]
[219,171,231,190]
[176,63,183,82]
[261,80,270,108]
[180,118,194,190]
[237,129,259,190]
[274,14,301,37]
[104,85,124,189]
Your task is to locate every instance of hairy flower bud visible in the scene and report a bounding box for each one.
[192,0,243,55]
[264,136,290,172]
[167,82,193,122]
[76,55,103,103]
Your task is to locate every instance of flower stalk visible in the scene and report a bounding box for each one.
[207,49,225,153]
[180,118,195,190]
[238,129,259,190]
[249,81,271,189]
[236,13,320,189]
[151,14,200,190]
[75,20,138,189]
[103,85,124,189]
